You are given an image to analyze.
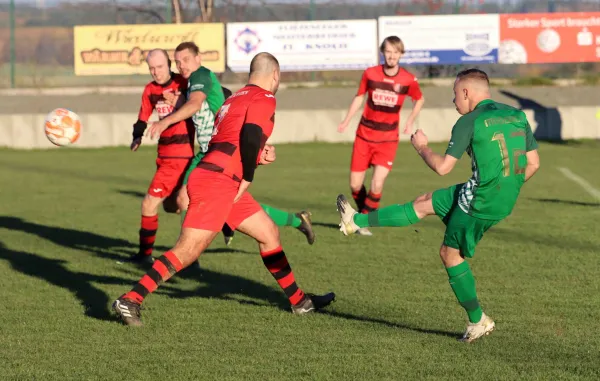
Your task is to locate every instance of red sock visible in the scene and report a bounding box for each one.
[260,246,305,306]
[361,191,381,214]
[139,215,158,256]
[123,251,183,304]
[351,185,367,212]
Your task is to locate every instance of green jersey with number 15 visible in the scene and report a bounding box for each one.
[187,66,225,153]
[446,99,538,220]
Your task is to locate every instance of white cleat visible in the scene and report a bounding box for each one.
[355,227,373,236]
[336,194,360,236]
[459,313,495,343]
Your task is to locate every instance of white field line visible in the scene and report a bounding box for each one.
[557,167,600,201]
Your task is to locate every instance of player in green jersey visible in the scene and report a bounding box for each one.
[336,69,541,343]
[148,42,316,247]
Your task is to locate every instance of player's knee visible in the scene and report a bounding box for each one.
[439,245,463,267]
[413,192,434,218]
[141,195,160,215]
[176,190,189,211]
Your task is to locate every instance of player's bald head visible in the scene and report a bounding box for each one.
[146,49,170,65]
[455,68,490,92]
[249,52,280,77]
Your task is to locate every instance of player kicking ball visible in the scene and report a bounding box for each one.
[337,36,425,236]
[113,52,335,326]
[336,69,540,342]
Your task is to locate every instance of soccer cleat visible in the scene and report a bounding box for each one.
[112,296,143,327]
[221,224,235,247]
[295,211,316,245]
[459,313,495,343]
[291,292,336,315]
[355,227,373,236]
[125,252,154,265]
[336,194,360,236]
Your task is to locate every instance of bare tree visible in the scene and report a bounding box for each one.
[198,0,214,22]
[173,0,183,23]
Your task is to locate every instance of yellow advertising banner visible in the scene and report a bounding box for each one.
[74,23,225,75]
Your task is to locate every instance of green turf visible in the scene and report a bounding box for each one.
[0,142,599,380]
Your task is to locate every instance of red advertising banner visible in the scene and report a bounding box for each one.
[499,12,600,64]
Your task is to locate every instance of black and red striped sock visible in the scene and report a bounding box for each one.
[260,246,306,306]
[351,185,367,212]
[139,215,158,256]
[123,251,183,304]
[361,191,381,214]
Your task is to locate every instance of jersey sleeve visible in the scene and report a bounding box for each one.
[445,117,473,159]
[525,121,538,151]
[407,76,423,101]
[137,85,154,122]
[188,68,212,95]
[245,93,276,138]
[356,70,369,96]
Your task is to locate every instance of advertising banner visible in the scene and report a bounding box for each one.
[226,20,378,72]
[378,15,499,65]
[499,12,600,64]
[74,23,225,75]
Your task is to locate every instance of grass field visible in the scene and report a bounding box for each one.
[1,142,599,380]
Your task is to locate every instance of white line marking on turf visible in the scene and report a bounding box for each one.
[557,167,600,201]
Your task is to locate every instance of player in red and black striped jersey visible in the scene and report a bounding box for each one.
[113,52,335,326]
[338,36,425,236]
[128,49,195,264]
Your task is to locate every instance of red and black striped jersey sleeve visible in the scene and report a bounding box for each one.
[137,84,154,122]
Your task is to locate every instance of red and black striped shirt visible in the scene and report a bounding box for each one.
[198,85,275,182]
[138,73,194,158]
[356,65,423,143]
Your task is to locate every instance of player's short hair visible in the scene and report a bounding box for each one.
[249,52,280,76]
[175,41,200,56]
[380,36,405,54]
[456,68,490,85]
[146,48,171,67]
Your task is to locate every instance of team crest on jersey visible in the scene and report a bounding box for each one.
[393,83,402,93]
[234,28,261,54]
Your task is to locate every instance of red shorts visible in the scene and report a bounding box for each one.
[147,157,191,198]
[350,137,398,172]
[183,169,262,231]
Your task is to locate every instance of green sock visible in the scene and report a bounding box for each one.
[353,203,419,228]
[261,204,301,228]
[446,261,483,324]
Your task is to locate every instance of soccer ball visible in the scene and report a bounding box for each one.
[44,108,82,146]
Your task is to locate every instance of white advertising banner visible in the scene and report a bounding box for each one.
[227,20,378,72]
[378,15,500,65]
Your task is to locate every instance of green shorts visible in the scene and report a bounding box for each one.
[182,153,205,186]
[432,183,501,258]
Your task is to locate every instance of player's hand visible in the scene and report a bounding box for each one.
[337,121,349,133]
[163,90,181,108]
[259,145,276,165]
[234,180,251,203]
[130,137,142,151]
[147,120,168,140]
[404,119,414,135]
[411,129,428,152]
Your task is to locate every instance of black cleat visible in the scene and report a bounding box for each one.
[291,292,336,315]
[295,211,316,245]
[221,224,235,247]
[124,252,154,265]
[112,295,143,326]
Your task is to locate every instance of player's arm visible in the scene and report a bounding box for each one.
[159,91,206,127]
[131,86,154,151]
[524,122,540,182]
[235,95,277,202]
[416,145,458,176]
[403,77,425,134]
[338,71,367,132]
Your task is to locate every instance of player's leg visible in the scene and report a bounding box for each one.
[336,184,460,235]
[441,208,499,343]
[229,195,334,313]
[260,203,315,245]
[349,138,370,212]
[363,141,397,213]
[113,170,234,326]
[178,154,235,245]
